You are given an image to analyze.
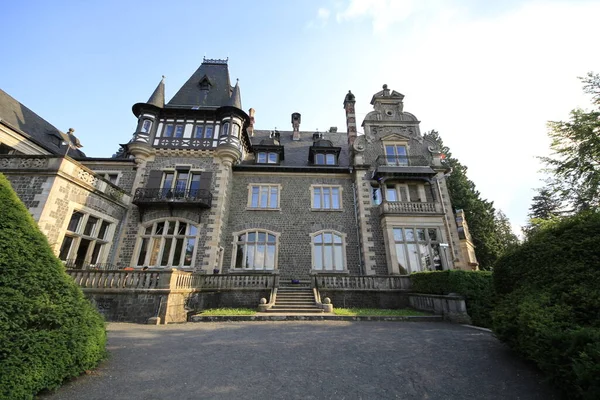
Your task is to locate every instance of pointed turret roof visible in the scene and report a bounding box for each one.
[227,79,242,109]
[147,76,165,108]
[167,58,234,109]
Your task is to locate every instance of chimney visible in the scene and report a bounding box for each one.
[291,112,301,141]
[248,108,255,137]
[343,91,357,146]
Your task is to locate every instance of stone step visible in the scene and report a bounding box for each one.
[275,301,317,306]
[278,287,313,291]
[276,297,315,302]
[267,307,323,313]
[272,304,320,309]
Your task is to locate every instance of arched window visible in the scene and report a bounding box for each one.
[311,231,346,271]
[233,230,278,270]
[135,220,198,268]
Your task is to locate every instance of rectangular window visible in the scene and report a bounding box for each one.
[205,126,213,138]
[194,126,204,138]
[249,185,279,209]
[385,144,408,166]
[326,154,336,165]
[164,124,174,137]
[393,227,443,273]
[174,125,184,138]
[256,152,279,164]
[312,185,342,210]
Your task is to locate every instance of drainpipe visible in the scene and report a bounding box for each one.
[351,181,364,275]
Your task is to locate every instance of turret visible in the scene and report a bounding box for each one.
[131,76,165,145]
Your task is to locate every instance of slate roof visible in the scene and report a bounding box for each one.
[0,88,85,157]
[166,60,236,109]
[240,129,350,168]
[147,77,165,108]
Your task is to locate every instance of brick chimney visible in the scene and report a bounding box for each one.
[343,91,357,146]
[291,112,301,141]
[248,108,255,137]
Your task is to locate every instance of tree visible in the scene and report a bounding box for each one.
[541,72,600,212]
[523,185,564,238]
[494,210,519,252]
[424,130,509,269]
[0,173,106,399]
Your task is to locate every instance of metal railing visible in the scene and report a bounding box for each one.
[375,155,431,167]
[314,274,411,290]
[133,188,212,207]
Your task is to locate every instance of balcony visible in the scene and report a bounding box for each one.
[380,200,442,215]
[133,188,212,220]
[372,155,437,179]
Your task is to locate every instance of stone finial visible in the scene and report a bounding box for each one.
[323,297,331,304]
[291,112,301,141]
[260,298,267,305]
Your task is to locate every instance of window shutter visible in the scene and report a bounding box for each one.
[399,186,410,202]
[408,185,420,202]
[424,184,434,202]
[146,170,163,188]
[199,172,213,191]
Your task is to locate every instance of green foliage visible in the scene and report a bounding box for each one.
[410,270,495,328]
[0,173,106,400]
[493,212,600,399]
[541,72,600,212]
[333,308,430,316]
[424,130,517,269]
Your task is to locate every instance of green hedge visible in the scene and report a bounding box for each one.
[493,212,600,399]
[0,173,107,400]
[410,270,494,328]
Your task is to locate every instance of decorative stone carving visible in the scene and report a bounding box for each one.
[353,136,366,153]
[0,157,48,169]
[78,169,99,187]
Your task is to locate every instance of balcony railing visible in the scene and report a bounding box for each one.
[375,155,431,167]
[133,188,212,208]
[63,259,119,270]
[314,274,411,291]
[380,201,442,214]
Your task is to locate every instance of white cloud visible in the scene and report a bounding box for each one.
[336,0,416,33]
[317,7,331,21]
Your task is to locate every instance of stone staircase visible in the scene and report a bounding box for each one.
[267,281,323,313]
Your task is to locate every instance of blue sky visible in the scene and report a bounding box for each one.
[2,0,599,233]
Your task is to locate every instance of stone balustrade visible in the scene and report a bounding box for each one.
[314,274,411,290]
[201,273,276,290]
[381,201,441,214]
[68,270,163,290]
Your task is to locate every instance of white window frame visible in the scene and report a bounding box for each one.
[133,219,199,269]
[231,229,280,270]
[141,119,153,133]
[310,185,343,211]
[256,152,279,164]
[383,141,409,166]
[391,226,444,274]
[310,230,347,272]
[95,171,121,185]
[247,183,281,210]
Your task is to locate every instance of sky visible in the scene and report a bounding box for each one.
[2,0,599,234]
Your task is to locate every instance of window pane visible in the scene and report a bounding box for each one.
[175,172,188,193]
[416,228,426,242]
[205,126,213,138]
[372,188,382,205]
[251,186,259,207]
[386,187,397,201]
[268,153,278,163]
[405,228,415,242]
[188,225,198,236]
[432,244,443,271]
[393,228,403,242]
[155,222,165,235]
[178,222,187,235]
[260,187,268,207]
[256,244,265,269]
[167,221,176,235]
[269,187,278,208]
[235,244,245,268]
[90,243,102,265]
[333,234,342,244]
[324,232,333,243]
[98,221,110,240]
[232,124,240,138]
[164,125,174,137]
[84,217,98,236]
[162,173,174,193]
[160,238,172,266]
[314,246,323,270]
[407,244,420,273]
[68,212,83,232]
[149,239,161,266]
[247,232,256,242]
[141,120,152,133]
[326,154,336,165]
[174,125,184,138]
[313,188,321,208]
[323,188,330,209]
[246,244,255,268]
[396,244,408,273]
[332,188,340,209]
[59,236,74,261]
[173,238,184,266]
[428,229,438,242]
[267,234,275,243]
[136,238,148,266]
[314,234,323,243]
[238,233,246,242]
[222,123,229,136]
[315,154,325,165]
[184,238,195,266]
[334,246,343,270]
[266,245,275,270]
[257,153,266,163]
[420,243,431,269]
[194,126,203,138]
[324,246,333,270]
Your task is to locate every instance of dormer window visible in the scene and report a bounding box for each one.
[308,138,341,166]
[314,153,337,165]
[257,152,279,164]
[199,75,211,91]
[385,144,408,166]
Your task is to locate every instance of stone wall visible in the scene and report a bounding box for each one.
[83,161,137,194]
[187,290,271,311]
[319,290,409,309]
[223,171,361,279]
[87,292,164,324]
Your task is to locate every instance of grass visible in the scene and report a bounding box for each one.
[198,308,257,316]
[332,308,432,317]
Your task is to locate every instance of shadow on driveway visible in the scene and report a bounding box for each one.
[43,322,556,400]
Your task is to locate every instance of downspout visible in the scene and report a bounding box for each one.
[351,180,364,276]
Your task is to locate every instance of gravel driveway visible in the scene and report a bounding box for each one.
[43,321,556,400]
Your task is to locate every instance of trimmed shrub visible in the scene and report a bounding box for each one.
[0,173,106,400]
[493,212,600,399]
[410,270,494,328]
